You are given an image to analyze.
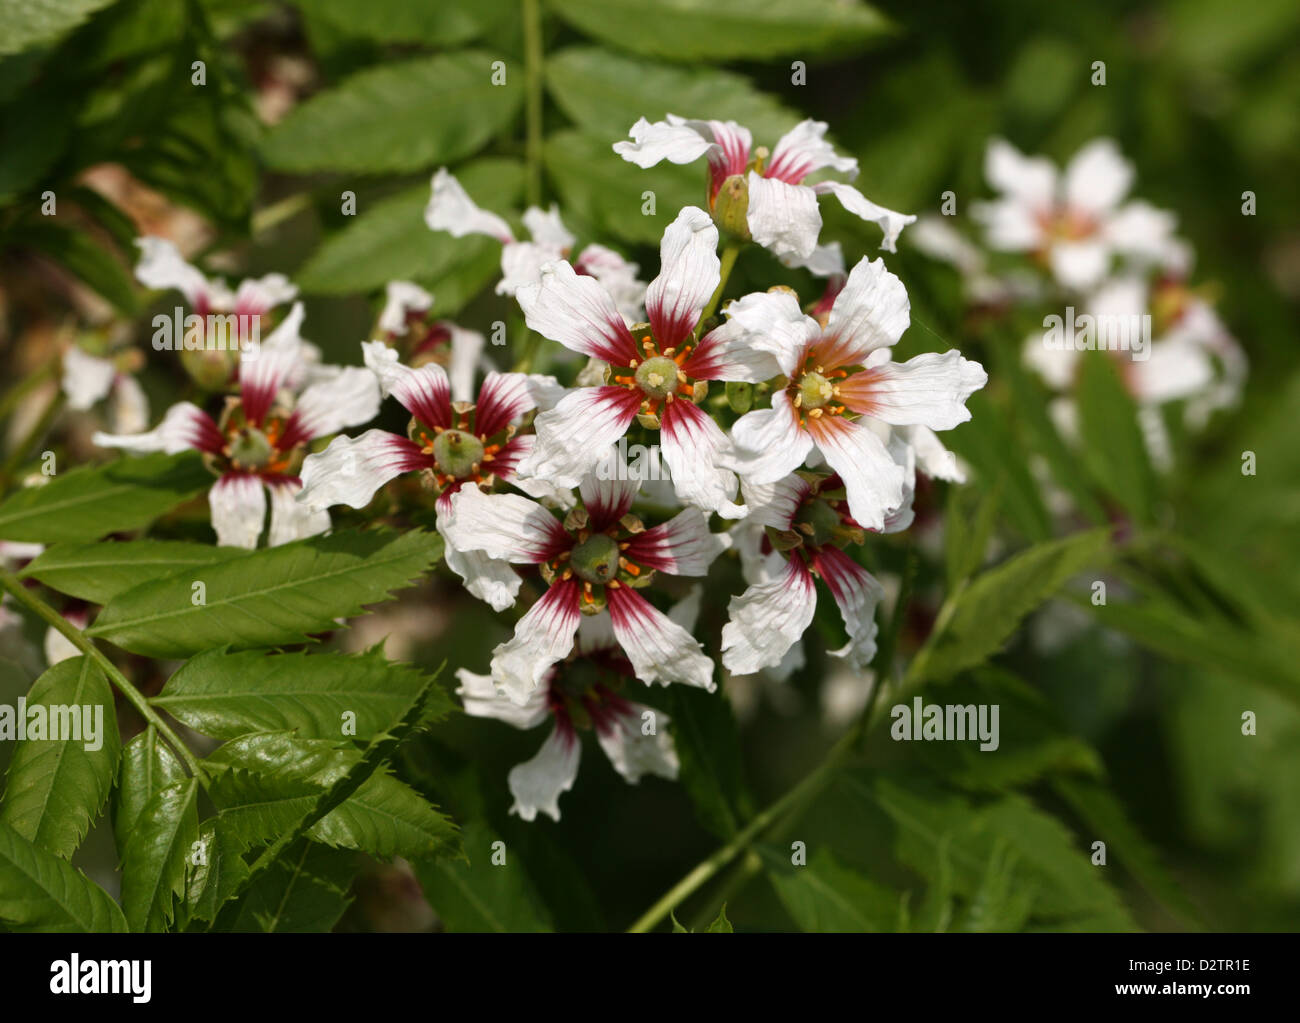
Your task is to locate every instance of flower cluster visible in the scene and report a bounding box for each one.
[96,117,988,820]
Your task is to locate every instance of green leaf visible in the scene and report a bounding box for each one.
[22,540,243,604]
[545,46,800,144]
[1076,353,1157,524]
[206,733,457,861]
[414,820,552,932]
[87,529,443,658]
[0,0,119,57]
[0,90,76,198]
[20,222,137,314]
[762,845,898,932]
[153,647,453,741]
[666,683,753,838]
[546,0,891,62]
[113,725,185,858]
[545,129,699,245]
[705,903,733,933]
[119,777,198,932]
[297,0,512,46]
[182,817,250,926]
[0,452,210,544]
[296,158,523,295]
[0,820,127,932]
[0,656,119,858]
[262,51,524,174]
[921,528,1111,682]
[226,839,355,933]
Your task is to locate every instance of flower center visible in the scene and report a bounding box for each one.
[227,426,273,469]
[793,498,842,548]
[432,429,485,479]
[798,371,834,410]
[634,356,680,399]
[570,533,621,585]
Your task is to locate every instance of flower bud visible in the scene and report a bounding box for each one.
[712,173,751,241]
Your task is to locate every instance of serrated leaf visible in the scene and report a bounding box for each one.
[0,452,209,544]
[0,820,127,932]
[119,777,198,932]
[22,222,137,314]
[226,839,355,933]
[761,845,898,932]
[296,158,523,295]
[154,647,453,741]
[545,129,700,245]
[0,656,119,858]
[262,51,524,174]
[87,529,443,658]
[0,0,119,57]
[182,817,250,927]
[298,0,512,46]
[546,0,891,62]
[113,725,185,858]
[22,540,243,604]
[921,528,1110,682]
[414,820,552,933]
[545,46,801,144]
[207,733,457,861]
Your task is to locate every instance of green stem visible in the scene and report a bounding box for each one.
[0,570,207,786]
[251,192,313,236]
[700,244,741,325]
[522,0,544,208]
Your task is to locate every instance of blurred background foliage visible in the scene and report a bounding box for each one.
[0,0,1297,931]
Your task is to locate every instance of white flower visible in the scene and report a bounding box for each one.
[135,236,297,317]
[376,280,493,403]
[425,168,646,320]
[614,116,915,261]
[717,256,987,530]
[971,138,1178,292]
[721,474,885,676]
[515,206,772,519]
[455,611,680,822]
[442,470,728,705]
[61,344,149,435]
[93,307,379,548]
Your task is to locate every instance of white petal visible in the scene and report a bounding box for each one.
[703,289,815,380]
[61,348,116,410]
[442,534,524,612]
[516,386,641,490]
[813,181,916,253]
[1050,239,1110,291]
[659,398,745,519]
[724,392,812,483]
[516,260,638,365]
[425,167,514,243]
[209,474,267,549]
[612,116,715,168]
[93,401,218,455]
[807,417,904,531]
[508,726,581,822]
[645,206,718,347]
[1103,200,1178,261]
[607,586,715,691]
[378,280,433,335]
[233,273,297,316]
[783,240,846,279]
[266,478,330,547]
[746,172,821,262]
[906,217,986,277]
[737,473,811,531]
[455,668,550,729]
[1130,338,1215,405]
[239,302,308,421]
[361,340,450,427]
[812,547,883,672]
[447,325,487,404]
[134,236,213,307]
[624,506,729,577]
[766,119,857,183]
[498,240,557,296]
[578,461,638,528]
[985,137,1056,206]
[573,244,646,324]
[491,580,582,704]
[444,485,567,564]
[970,197,1045,252]
[595,703,679,784]
[291,367,381,440]
[905,425,966,484]
[297,429,430,511]
[722,557,817,675]
[843,350,987,430]
[108,375,150,435]
[522,205,575,252]
[824,256,911,364]
[1063,138,1132,215]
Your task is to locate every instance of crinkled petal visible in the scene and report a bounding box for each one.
[624,505,730,577]
[61,348,116,410]
[612,116,716,168]
[766,119,857,184]
[446,324,488,404]
[659,398,745,518]
[724,392,812,484]
[475,370,557,439]
[516,260,640,366]
[234,274,298,317]
[746,172,822,262]
[266,477,330,547]
[134,236,214,308]
[985,137,1057,206]
[812,547,884,672]
[813,181,916,253]
[523,205,575,251]
[93,401,222,456]
[607,586,715,691]
[646,206,719,347]
[285,366,381,444]
[578,463,639,531]
[822,256,911,367]
[721,556,817,675]
[807,416,904,531]
[491,579,582,704]
[455,668,550,729]
[425,167,514,243]
[498,240,558,296]
[596,703,679,784]
[209,473,266,549]
[362,340,451,429]
[573,244,646,324]
[444,485,570,564]
[297,429,432,510]
[517,386,642,490]
[508,726,581,822]
[378,280,433,335]
[839,350,987,430]
[239,302,308,425]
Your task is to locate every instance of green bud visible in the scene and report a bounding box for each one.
[725,381,753,414]
[181,346,237,391]
[713,174,751,241]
